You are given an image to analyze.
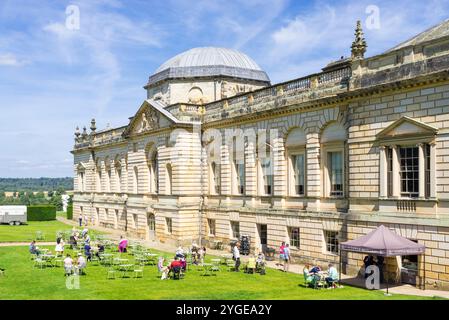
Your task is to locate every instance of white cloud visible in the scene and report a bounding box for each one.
[261,0,449,83]
[0,53,27,66]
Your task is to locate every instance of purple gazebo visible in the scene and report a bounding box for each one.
[340,225,426,293]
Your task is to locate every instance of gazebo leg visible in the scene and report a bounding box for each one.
[339,249,342,287]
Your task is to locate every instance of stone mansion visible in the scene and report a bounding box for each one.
[73,20,449,289]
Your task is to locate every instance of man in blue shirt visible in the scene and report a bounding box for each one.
[29,240,40,256]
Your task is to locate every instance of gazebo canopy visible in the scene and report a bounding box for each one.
[340,225,426,256]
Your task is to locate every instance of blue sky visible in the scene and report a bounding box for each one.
[0,0,448,178]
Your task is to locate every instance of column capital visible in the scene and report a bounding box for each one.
[379,145,386,150]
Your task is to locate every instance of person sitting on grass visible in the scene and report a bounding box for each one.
[158,257,170,280]
[63,254,73,276]
[175,246,184,258]
[95,243,105,260]
[325,263,339,288]
[118,236,128,253]
[303,265,315,286]
[29,240,40,256]
[76,254,87,275]
[168,256,183,279]
[256,252,266,271]
[309,265,321,274]
[69,234,77,250]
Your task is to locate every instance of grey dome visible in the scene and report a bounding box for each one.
[147,47,270,86]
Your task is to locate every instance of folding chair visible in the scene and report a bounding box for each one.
[107,267,117,280]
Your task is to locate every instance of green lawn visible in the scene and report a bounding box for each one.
[0,245,443,300]
[0,220,72,243]
[0,218,104,243]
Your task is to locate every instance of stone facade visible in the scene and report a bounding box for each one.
[72,21,449,290]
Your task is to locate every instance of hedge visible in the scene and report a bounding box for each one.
[27,205,57,221]
[66,205,73,220]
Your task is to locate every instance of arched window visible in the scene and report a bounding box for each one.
[114,157,122,193]
[232,136,245,195]
[286,128,307,196]
[166,163,172,195]
[257,133,273,195]
[152,152,159,193]
[321,122,347,197]
[146,144,158,194]
[210,161,221,194]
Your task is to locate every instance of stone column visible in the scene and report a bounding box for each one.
[392,145,400,198]
[418,143,426,199]
[379,145,387,198]
[430,142,437,199]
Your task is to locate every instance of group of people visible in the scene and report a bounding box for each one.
[158,256,184,280]
[190,243,207,265]
[68,227,91,250]
[303,263,339,288]
[63,253,87,276]
[363,255,384,281]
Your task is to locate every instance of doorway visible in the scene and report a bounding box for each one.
[148,213,156,241]
[257,224,268,253]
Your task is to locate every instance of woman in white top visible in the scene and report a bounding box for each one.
[55,242,64,256]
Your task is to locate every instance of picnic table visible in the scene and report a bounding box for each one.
[41,254,55,267]
[201,263,213,276]
[220,254,233,264]
[144,253,157,265]
[118,264,134,278]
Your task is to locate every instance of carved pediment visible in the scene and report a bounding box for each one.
[124,101,162,137]
[376,116,438,140]
[135,107,160,134]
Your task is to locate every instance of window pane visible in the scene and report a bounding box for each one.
[289,227,300,248]
[292,155,305,195]
[399,146,419,198]
[325,230,339,254]
[261,158,273,195]
[235,162,245,194]
[231,221,240,239]
[329,152,343,196]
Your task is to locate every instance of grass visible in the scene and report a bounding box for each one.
[0,245,443,300]
[0,220,73,243]
[0,218,103,243]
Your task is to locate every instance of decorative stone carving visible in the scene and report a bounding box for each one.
[351,20,367,59]
[138,107,160,133]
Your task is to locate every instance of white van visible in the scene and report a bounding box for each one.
[0,206,27,225]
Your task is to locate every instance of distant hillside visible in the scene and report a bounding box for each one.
[0,177,73,192]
